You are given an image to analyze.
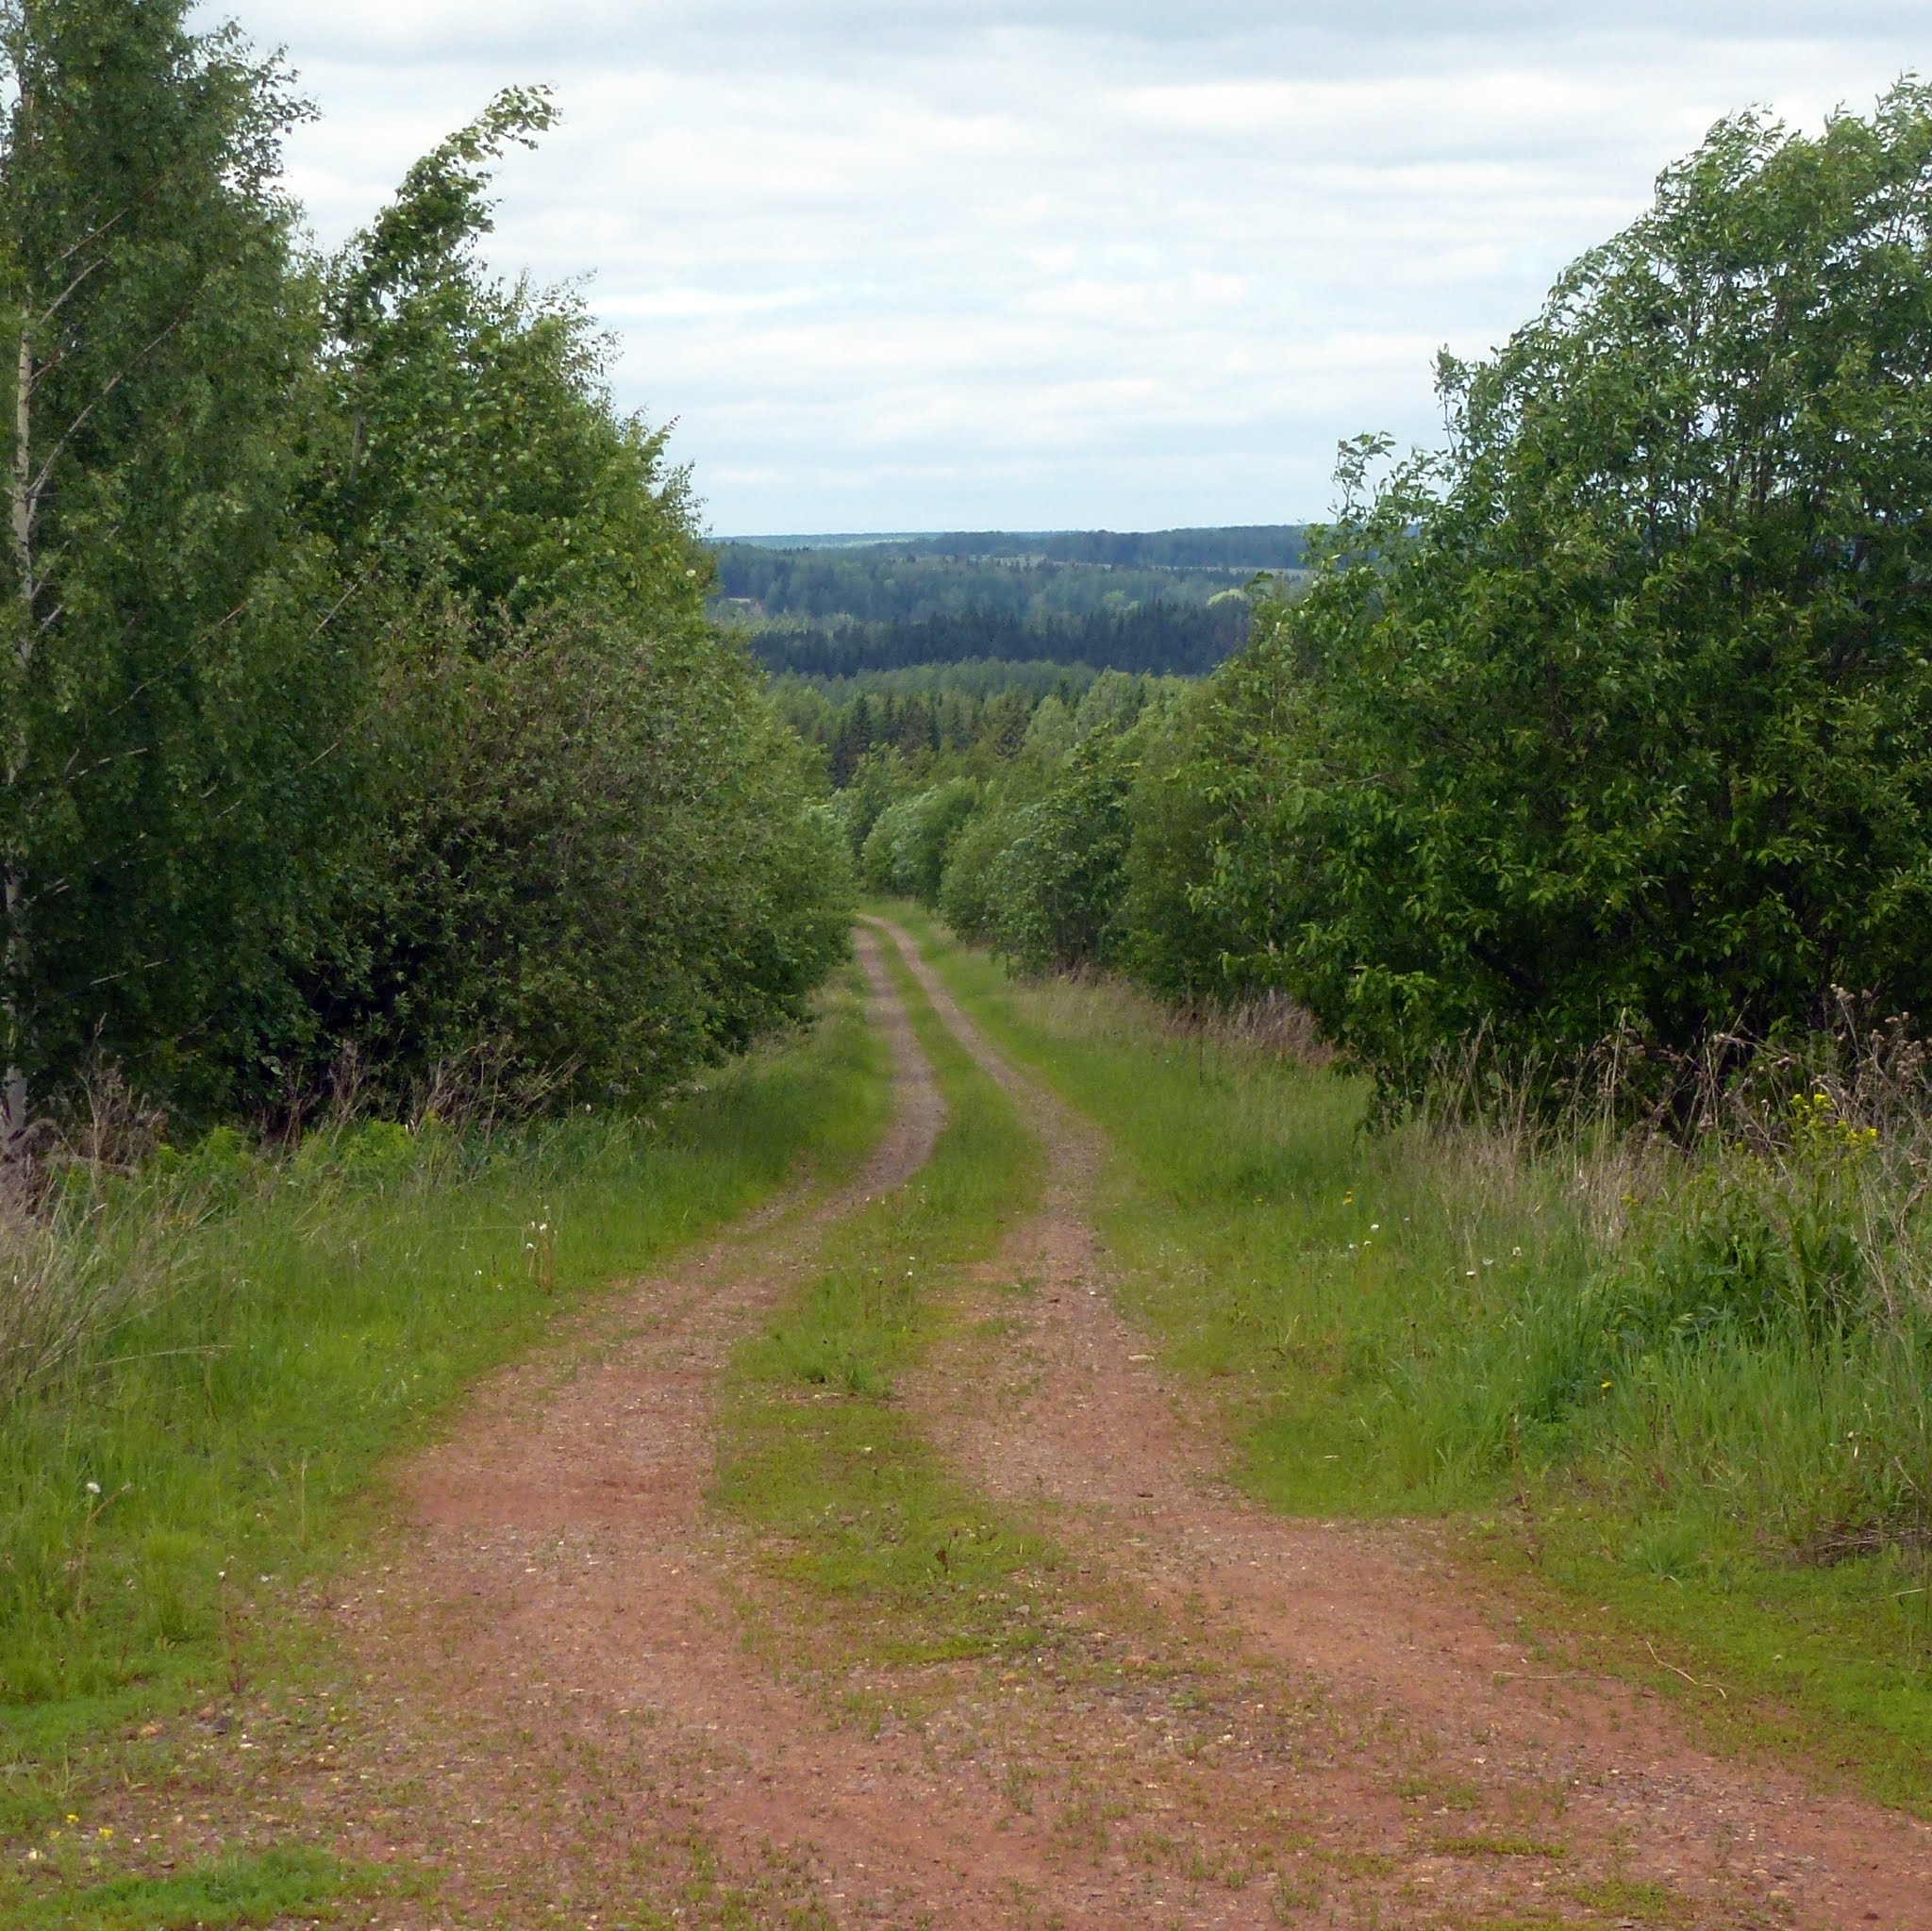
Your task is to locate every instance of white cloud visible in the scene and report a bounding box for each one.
[209,3,1929,531]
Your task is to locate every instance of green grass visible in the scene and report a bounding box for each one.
[882,904,1932,1811]
[6,1846,398,1930]
[0,968,890,1826]
[712,931,1058,1667]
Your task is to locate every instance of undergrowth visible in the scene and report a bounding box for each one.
[886,904,1932,1810]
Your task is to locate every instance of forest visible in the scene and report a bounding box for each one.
[6,7,1932,1921]
[713,527,1289,676]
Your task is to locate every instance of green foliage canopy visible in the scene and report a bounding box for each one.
[1193,86,1932,1091]
[0,0,351,1125]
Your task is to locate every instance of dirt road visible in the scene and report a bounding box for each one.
[320,920,1932,1928]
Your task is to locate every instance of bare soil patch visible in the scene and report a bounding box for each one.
[113,923,1929,1928]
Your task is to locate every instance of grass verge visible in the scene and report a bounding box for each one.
[0,966,889,1916]
[881,904,1932,1814]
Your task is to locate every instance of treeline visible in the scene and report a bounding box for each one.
[713,543,1233,625]
[712,532,1279,678]
[774,666,1124,788]
[750,598,1248,679]
[883,525,1307,569]
[854,86,1932,1107]
[0,6,848,1153]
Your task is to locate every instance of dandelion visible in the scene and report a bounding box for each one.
[1600,1379,1613,1391]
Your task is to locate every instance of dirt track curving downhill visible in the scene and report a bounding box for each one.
[311,919,1932,1928]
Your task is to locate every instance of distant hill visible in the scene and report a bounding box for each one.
[711,525,1306,678]
[725,524,1307,571]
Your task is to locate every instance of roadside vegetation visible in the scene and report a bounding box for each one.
[834,90,1932,1806]
[889,906,1932,1806]
[0,0,855,1806]
[0,969,886,1923]
[0,5,850,1157]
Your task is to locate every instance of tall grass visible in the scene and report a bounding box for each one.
[886,906,1932,1800]
[0,971,888,1744]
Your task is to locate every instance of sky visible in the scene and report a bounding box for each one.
[210,3,1928,536]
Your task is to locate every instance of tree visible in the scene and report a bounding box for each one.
[295,92,851,1105]
[0,0,347,1148]
[1196,84,1932,1096]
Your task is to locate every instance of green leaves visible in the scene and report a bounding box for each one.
[1184,82,1932,1099]
[0,17,851,1131]
[0,0,353,1121]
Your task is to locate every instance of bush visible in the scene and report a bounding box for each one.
[858,779,979,902]
[981,730,1136,974]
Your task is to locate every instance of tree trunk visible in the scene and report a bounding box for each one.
[4,327,34,1165]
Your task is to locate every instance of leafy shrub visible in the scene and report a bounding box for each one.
[981,730,1136,974]
[859,779,979,902]
[938,805,1020,941]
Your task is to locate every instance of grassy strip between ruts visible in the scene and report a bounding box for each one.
[0,964,891,1923]
[881,903,1932,1817]
[712,924,1058,1672]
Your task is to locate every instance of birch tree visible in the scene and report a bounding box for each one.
[0,0,346,1152]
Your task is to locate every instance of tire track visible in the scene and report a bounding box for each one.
[873,913,1932,1929]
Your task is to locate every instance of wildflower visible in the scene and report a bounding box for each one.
[86,1480,101,1496]
[1369,1223,1380,1232]
[1600,1379,1613,1391]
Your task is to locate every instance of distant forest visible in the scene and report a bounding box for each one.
[710,526,1306,677]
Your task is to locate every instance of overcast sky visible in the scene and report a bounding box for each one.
[210,4,1927,535]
